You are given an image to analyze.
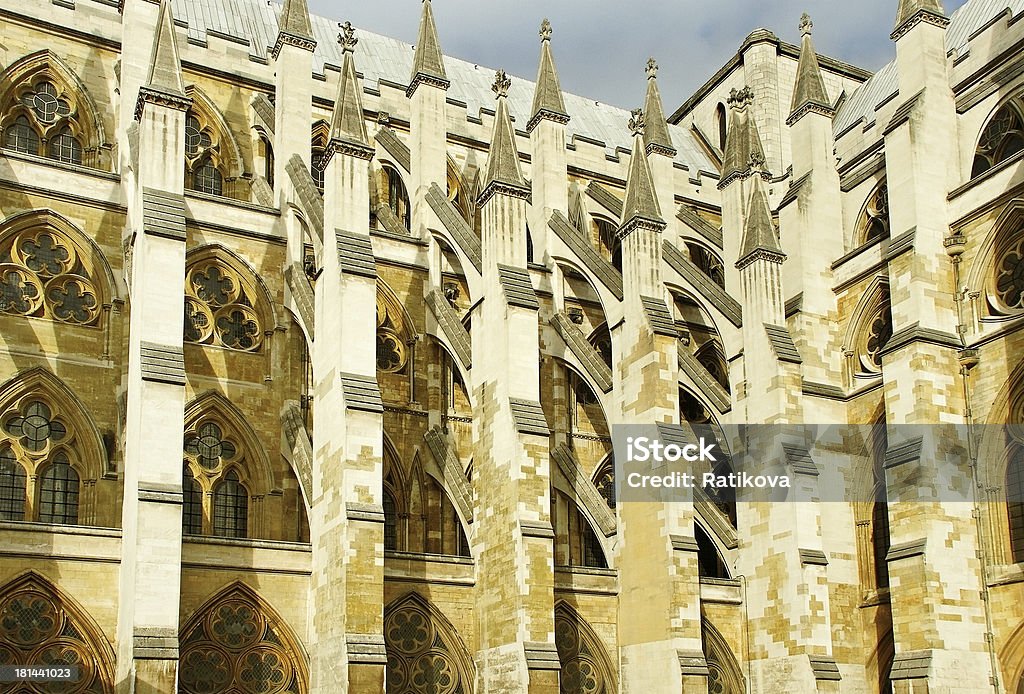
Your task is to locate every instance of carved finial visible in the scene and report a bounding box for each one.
[629,108,645,136]
[338,21,358,52]
[727,86,755,109]
[540,18,552,42]
[492,69,511,98]
[799,13,813,36]
[646,58,658,80]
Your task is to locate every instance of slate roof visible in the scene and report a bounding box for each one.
[167,0,717,174]
[833,0,1024,137]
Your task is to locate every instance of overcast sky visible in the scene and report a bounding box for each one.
[306,0,968,111]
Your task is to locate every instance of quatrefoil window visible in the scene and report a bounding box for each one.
[184,261,264,352]
[0,226,101,325]
[185,422,237,471]
[376,292,409,374]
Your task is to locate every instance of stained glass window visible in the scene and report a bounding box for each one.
[213,470,248,539]
[38,452,79,525]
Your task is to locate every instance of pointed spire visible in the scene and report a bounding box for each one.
[326,22,372,161]
[619,109,664,236]
[528,18,569,132]
[642,59,676,157]
[135,0,191,119]
[892,0,948,40]
[568,185,589,235]
[408,0,449,96]
[787,14,833,125]
[479,70,528,203]
[147,0,184,96]
[736,175,784,268]
[718,87,769,189]
[272,0,317,56]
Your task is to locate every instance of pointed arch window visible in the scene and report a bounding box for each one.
[38,452,79,524]
[973,99,1024,178]
[0,448,26,520]
[182,465,203,535]
[376,284,412,374]
[554,604,616,694]
[988,228,1024,318]
[687,242,725,288]
[0,573,116,692]
[594,217,621,272]
[184,112,225,196]
[716,102,728,152]
[384,595,475,694]
[1008,446,1024,564]
[184,255,267,352]
[383,489,398,551]
[1,78,85,164]
[0,221,104,326]
[182,414,258,540]
[0,398,86,525]
[386,166,411,230]
[857,180,890,245]
[4,116,40,155]
[178,585,308,694]
[213,469,248,538]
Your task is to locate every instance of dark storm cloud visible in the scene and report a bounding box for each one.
[307,1,969,111]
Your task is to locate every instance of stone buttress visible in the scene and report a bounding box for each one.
[614,109,706,694]
[308,24,387,693]
[116,1,190,690]
[882,1,994,690]
[472,70,559,693]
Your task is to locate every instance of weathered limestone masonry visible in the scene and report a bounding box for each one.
[116,1,190,691]
[271,0,316,209]
[526,19,569,266]
[643,60,679,250]
[409,0,448,248]
[309,24,386,693]
[614,111,705,694]
[882,1,993,690]
[472,70,558,693]
[734,168,837,691]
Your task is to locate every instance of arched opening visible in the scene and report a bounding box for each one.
[696,523,730,579]
[856,179,890,245]
[716,102,728,152]
[0,571,116,692]
[554,602,617,693]
[178,582,308,694]
[973,97,1024,178]
[384,593,475,693]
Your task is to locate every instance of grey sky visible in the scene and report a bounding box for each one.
[307,1,968,112]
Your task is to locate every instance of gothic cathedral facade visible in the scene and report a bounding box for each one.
[0,0,1022,691]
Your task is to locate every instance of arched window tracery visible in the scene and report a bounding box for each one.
[2,78,84,164]
[184,250,272,353]
[554,603,616,694]
[687,242,725,288]
[384,593,475,694]
[178,583,308,694]
[0,572,115,693]
[1,398,83,525]
[376,282,413,374]
[856,180,890,245]
[973,98,1024,178]
[181,395,273,541]
[988,223,1024,318]
[184,112,224,196]
[0,218,105,326]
